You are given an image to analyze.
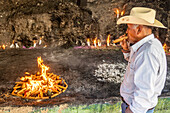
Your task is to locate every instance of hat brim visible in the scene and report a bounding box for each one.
[117,16,167,29]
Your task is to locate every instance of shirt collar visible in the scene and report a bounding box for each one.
[131,34,154,52]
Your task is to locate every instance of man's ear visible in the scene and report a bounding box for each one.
[137,25,143,35]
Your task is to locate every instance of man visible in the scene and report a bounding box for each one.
[117,7,167,113]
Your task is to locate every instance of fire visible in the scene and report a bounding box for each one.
[121,9,125,16]
[163,43,167,52]
[43,45,47,48]
[12,57,68,99]
[87,38,90,46]
[93,37,97,47]
[98,39,101,46]
[114,8,125,18]
[2,44,6,49]
[39,37,42,45]
[33,40,36,47]
[114,8,120,18]
[107,34,111,46]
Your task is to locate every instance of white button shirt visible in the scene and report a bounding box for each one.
[120,34,167,113]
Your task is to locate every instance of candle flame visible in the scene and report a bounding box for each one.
[114,8,120,18]
[87,38,90,46]
[33,40,36,47]
[98,39,101,46]
[107,35,111,46]
[2,45,6,49]
[121,9,125,16]
[93,37,97,47]
[39,37,42,45]
[114,8,125,18]
[116,9,119,14]
[43,45,47,48]
[163,43,167,52]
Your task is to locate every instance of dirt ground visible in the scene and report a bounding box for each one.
[0,47,169,107]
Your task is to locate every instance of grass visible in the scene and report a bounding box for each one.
[28,97,170,113]
[154,98,170,113]
[61,102,121,113]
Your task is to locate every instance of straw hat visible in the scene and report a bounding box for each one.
[117,7,167,29]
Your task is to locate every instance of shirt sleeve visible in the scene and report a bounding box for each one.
[129,50,159,113]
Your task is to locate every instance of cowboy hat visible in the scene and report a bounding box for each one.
[117,7,167,28]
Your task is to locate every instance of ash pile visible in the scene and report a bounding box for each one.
[94,63,126,83]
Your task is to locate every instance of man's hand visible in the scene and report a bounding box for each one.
[125,106,133,113]
[119,35,129,51]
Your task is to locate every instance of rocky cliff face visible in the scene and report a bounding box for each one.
[0,0,97,48]
[87,0,169,44]
[0,0,169,48]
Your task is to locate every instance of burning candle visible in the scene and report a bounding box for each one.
[15,42,19,48]
[43,45,47,48]
[39,37,42,45]
[98,39,101,46]
[114,8,120,18]
[10,43,15,48]
[94,37,97,47]
[107,34,111,46]
[87,38,90,46]
[33,40,36,48]
[10,40,15,48]
[2,44,5,50]
[117,10,119,18]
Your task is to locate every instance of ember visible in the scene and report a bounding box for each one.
[11,57,68,99]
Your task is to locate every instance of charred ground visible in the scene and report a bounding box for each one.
[0,47,169,107]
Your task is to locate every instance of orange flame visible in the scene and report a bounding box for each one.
[98,39,101,46]
[87,38,90,46]
[163,43,167,52]
[114,8,120,18]
[93,37,97,47]
[33,40,36,47]
[2,45,5,49]
[107,35,111,46]
[43,45,47,48]
[114,8,125,18]
[37,57,49,81]
[39,37,42,45]
[12,57,68,99]
[115,8,119,14]
[121,9,125,16]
